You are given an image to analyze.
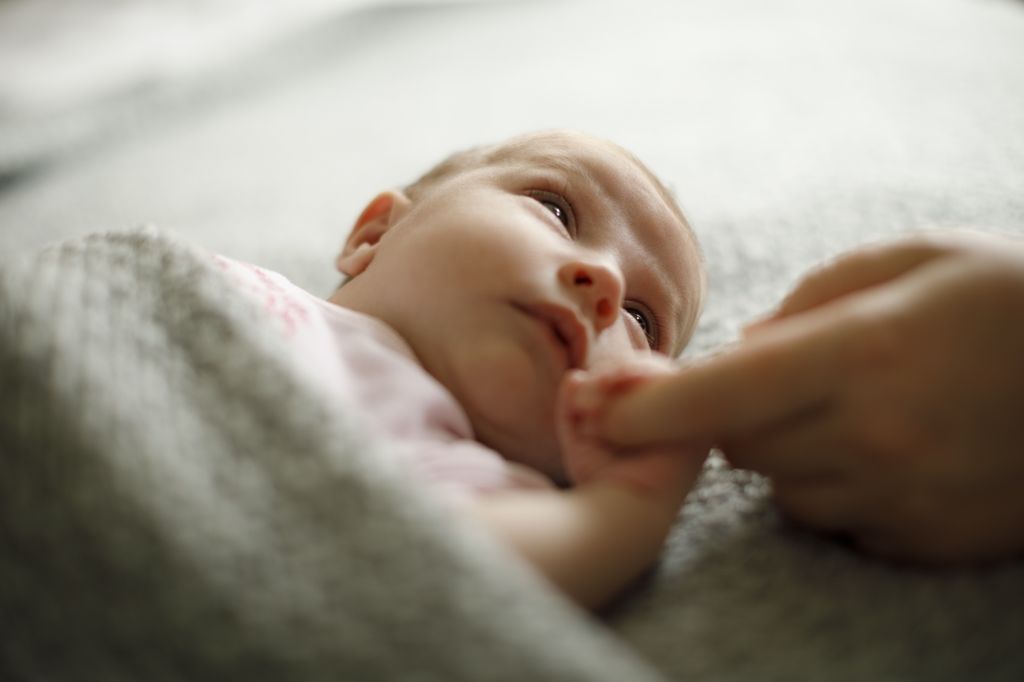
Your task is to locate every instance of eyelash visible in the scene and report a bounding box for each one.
[528,189,575,235]
[625,303,661,351]
[528,189,662,351]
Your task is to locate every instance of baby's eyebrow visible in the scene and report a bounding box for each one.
[669,294,696,357]
[496,143,589,184]
[634,217,701,357]
[641,269,683,357]
[534,153,587,180]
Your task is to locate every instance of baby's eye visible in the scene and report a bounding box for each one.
[625,305,658,350]
[540,199,569,227]
[528,190,573,231]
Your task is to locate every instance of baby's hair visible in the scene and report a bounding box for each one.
[403,145,490,200]
[404,136,695,250]
[397,136,696,278]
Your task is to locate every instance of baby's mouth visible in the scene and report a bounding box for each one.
[514,302,588,371]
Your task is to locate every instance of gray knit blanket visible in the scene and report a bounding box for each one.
[0,228,663,681]
[4,227,1024,681]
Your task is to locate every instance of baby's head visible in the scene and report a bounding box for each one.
[330,130,704,483]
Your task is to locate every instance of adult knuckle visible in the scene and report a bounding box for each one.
[972,259,1024,311]
[855,412,920,464]
[794,262,833,291]
[902,231,950,254]
[840,307,908,376]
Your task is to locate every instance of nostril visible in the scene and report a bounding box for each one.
[596,299,612,317]
[574,270,592,286]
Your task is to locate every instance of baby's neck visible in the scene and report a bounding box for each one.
[325,291,421,367]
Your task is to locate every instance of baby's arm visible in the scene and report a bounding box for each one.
[470,475,695,610]
[469,367,708,611]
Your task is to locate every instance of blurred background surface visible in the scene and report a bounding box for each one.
[1,2,1021,343]
[2,2,1024,679]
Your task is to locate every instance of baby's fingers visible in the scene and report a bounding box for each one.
[606,445,708,502]
[558,371,709,497]
[564,358,678,433]
[556,370,617,484]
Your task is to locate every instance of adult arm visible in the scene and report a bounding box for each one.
[581,231,1024,563]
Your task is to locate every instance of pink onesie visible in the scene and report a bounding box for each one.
[214,256,555,499]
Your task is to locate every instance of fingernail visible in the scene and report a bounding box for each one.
[600,372,647,395]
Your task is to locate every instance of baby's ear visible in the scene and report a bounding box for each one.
[336,190,411,277]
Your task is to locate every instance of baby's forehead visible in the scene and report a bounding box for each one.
[487,134,636,184]
[486,133,689,227]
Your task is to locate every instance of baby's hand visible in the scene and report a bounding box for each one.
[556,357,709,503]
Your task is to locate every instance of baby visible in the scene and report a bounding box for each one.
[219,129,708,609]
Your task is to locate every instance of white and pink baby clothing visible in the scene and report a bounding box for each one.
[214,257,554,499]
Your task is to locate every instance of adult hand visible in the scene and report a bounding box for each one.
[585,231,1024,563]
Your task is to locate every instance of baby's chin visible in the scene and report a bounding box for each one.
[473,421,566,485]
[452,377,567,483]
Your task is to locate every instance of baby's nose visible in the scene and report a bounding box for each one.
[558,259,624,334]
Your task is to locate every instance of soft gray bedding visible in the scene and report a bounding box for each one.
[2,0,1023,679]
[0,228,660,681]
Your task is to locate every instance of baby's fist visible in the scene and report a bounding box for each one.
[557,358,708,501]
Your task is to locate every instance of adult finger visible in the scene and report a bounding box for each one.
[746,237,948,333]
[721,407,856,479]
[772,476,869,534]
[599,304,857,448]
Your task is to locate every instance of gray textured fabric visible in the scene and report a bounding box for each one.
[0,228,661,682]
[2,0,1024,679]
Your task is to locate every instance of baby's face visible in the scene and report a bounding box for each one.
[336,131,703,481]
